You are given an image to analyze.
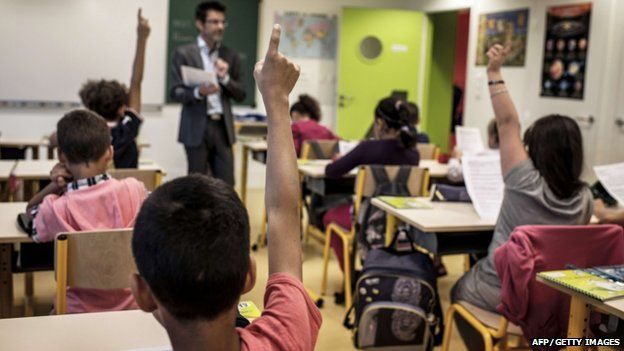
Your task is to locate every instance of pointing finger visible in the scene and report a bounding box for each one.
[266,24,281,58]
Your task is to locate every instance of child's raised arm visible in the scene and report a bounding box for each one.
[128,8,150,114]
[254,25,302,280]
[486,44,528,176]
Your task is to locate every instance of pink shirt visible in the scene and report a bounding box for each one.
[33,177,147,313]
[238,273,322,351]
[291,119,338,156]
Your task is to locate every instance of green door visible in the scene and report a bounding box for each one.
[337,8,429,140]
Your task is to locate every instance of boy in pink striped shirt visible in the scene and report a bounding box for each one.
[130,24,322,350]
[26,109,147,313]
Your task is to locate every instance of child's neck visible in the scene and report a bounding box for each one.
[164,308,240,351]
[67,162,108,180]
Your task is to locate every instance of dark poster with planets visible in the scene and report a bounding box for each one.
[541,3,591,100]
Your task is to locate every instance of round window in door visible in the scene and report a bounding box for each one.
[359,36,382,60]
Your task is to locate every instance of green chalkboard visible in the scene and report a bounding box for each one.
[166,0,258,105]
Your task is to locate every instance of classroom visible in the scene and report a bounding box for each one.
[1,0,624,350]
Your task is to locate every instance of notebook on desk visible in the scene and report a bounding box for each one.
[378,196,432,210]
[538,269,624,302]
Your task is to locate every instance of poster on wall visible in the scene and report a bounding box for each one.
[476,8,529,66]
[540,3,592,100]
[274,12,337,60]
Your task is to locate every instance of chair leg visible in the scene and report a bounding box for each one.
[342,235,352,308]
[441,305,457,351]
[23,272,34,317]
[320,226,332,296]
[259,205,267,248]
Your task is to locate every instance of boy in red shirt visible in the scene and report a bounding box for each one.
[130,24,322,350]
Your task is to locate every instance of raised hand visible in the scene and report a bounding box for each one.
[486,44,509,72]
[137,8,151,39]
[253,24,300,100]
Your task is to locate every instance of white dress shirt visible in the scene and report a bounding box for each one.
[194,36,230,115]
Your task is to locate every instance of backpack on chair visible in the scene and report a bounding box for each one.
[355,165,412,261]
[344,229,442,350]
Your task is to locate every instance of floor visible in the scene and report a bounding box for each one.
[10,188,470,350]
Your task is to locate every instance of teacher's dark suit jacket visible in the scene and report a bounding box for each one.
[169,44,246,147]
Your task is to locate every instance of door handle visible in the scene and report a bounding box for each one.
[338,94,354,108]
[574,115,594,126]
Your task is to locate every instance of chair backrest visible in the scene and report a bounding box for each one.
[353,165,430,217]
[109,169,161,191]
[495,224,624,339]
[416,143,439,160]
[55,229,136,314]
[301,139,339,160]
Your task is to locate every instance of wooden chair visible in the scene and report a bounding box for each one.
[300,139,339,160]
[441,301,525,351]
[54,229,136,315]
[417,143,440,160]
[320,165,430,308]
[109,169,162,191]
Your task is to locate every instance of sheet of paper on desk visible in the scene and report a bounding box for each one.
[461,154,503,221]
[456,126,485,155]
[594,162,624,204]
[181,65,216,87]
[339,140,359,156]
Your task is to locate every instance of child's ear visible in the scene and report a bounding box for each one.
[58,150,67,164]
[242,256,257,294]
[130,273,158,313]
[104,145,114,162]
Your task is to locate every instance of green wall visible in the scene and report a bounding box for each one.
[422,12,457,152]
[337,8,425,140]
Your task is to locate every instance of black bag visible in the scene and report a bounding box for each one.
[431,184,471,202]
[344,233,443,350]
[356,165,412,260]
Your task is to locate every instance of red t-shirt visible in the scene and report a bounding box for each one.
[291,119,338,156]
[237,273,322,351]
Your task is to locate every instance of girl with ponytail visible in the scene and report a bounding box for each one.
[290,94,338,156]
[321,97,421,296]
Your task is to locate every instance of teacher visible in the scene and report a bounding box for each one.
[169,1,246,185]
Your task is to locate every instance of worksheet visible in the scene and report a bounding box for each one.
[461,153,504,221]
[456,126,485,155]
[595,162,624,204]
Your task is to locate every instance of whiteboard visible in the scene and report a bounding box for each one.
[0,0,168,105]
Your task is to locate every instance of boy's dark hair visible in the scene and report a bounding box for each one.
[57,109,111,164]
[375,97,418,149]
[195,1,226,22]
[132,175,250,321]
[79,79,128,121]
[524,114,585,199]
[290,94,322,121]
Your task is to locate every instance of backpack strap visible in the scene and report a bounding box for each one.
[369,165,390,189]
[309,140,326,159]
[392,165,412,186]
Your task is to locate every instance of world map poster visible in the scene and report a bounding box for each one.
[274,12,337,60]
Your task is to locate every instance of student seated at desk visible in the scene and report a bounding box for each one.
[79,9,150,168]
[450,45,593,351]
[130,25,321,351]
[447,118,499,183]
[26,110,148,313]
[290,94,338,156]
[322,97,420,275]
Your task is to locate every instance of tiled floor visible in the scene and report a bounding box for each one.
[10,188,470,350]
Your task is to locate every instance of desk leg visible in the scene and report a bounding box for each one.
[567,296,589,351]
[385,214,397,247]
[0,243,13,318]
[240,145,249,205]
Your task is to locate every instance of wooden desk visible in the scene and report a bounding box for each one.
[0,310,170,350]
[240,140,267,205]
[0,138,49,160]
[235,121,268,137]
[419,159,449,179]
[0,202,33,318]
[371,197,495,255]
[537,275,624,350]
